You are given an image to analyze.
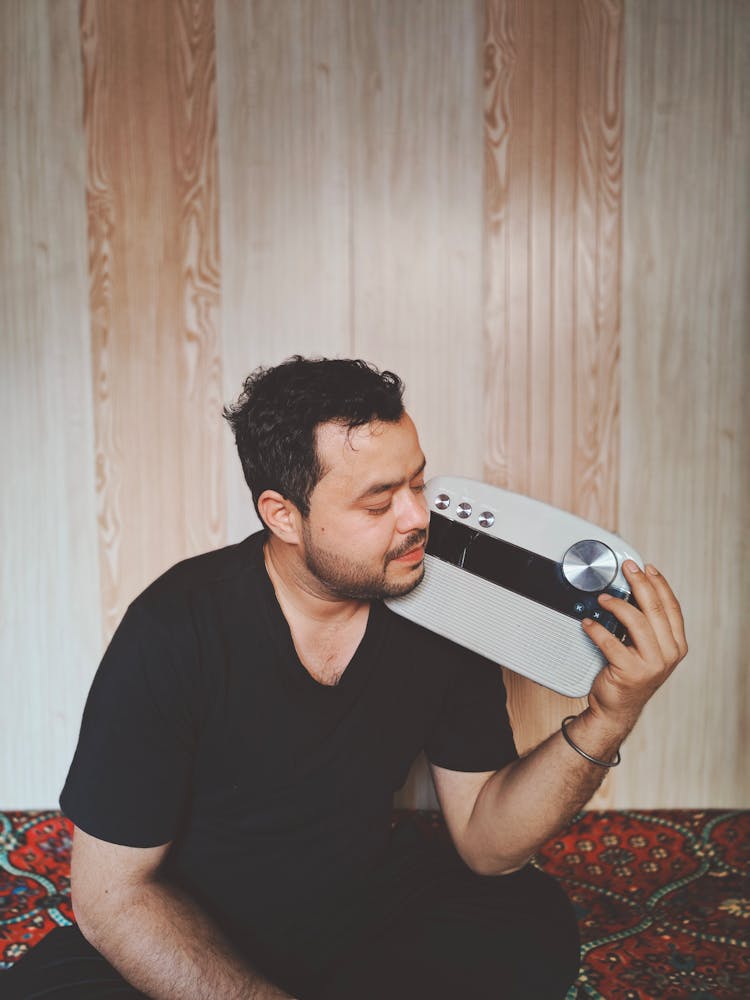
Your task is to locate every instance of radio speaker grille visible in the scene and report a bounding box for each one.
[387,555,605,698]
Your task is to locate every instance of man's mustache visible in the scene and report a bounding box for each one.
[386,530,428,564]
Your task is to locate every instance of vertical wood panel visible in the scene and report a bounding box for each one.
[348,0,485,485]
[216,0,353,543]
[575,0,622,527]
[82,0,224,638]
[349,0,484,807]
[483,0,624,803]
[619,0,750,806]
[0,0,100,806]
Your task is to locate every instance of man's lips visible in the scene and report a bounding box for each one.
[393,544,426,563]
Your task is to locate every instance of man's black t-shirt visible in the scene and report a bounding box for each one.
[61,532,517,953]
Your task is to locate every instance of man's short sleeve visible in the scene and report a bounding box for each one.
[425,650,518,773]
[60,601,200,847]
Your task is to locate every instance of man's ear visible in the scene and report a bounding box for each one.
[257,490,303,544]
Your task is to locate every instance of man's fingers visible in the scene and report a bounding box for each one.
[594,595,663,666]
[584,604,661,675]
[582,618,634,672]
[584,562,687,718]
[614,561,683,668]
[642,565,688,658]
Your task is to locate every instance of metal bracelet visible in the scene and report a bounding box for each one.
[560,715,621,768]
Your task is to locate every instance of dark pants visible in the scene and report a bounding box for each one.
[4,821,580,999]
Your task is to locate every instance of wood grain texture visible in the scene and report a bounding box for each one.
[82,0,224,639]
[618,0,750,807]
[483,0,624,803]
[348,0,485,808]
[216,0,354,542]
[4,0,746,811]
[0,0,100,807]
[348,0,485,483]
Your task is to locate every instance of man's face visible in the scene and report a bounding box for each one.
[299,412,430,600]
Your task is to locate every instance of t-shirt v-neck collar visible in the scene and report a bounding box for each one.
[249,534,387,699]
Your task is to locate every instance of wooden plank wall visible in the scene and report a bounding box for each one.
[1,0,747,810]
[0,0,101,807]
[618,0,750,807]
[483,0,624,809]
[82,0,225,640]
[215,0,485,544]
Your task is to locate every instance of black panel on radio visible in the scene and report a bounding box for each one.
[426,511,637,640]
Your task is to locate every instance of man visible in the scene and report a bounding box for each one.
[8,356,687,999]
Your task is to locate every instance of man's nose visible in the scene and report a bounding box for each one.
[395,488,429,534]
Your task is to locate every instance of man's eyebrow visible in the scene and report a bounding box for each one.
[354,456,427,502]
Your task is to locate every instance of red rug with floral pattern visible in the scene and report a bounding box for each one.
[1,809,748,998]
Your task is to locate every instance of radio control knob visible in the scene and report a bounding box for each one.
[478,511,495,528]
[434,493,450,510]
[456,502,472,519]
[562,540,618,592]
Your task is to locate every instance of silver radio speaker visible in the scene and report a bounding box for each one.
[385,476,644,699]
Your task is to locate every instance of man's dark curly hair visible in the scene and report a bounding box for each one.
[223,356,406,522]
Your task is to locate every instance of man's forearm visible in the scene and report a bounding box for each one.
[463,708,629,875]
[457,560,687,876]
[77,877,295,1000]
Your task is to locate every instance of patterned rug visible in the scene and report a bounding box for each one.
[1,809,748,998]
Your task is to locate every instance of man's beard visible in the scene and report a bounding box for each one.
[300,523,427,600]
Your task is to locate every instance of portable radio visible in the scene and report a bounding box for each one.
[385,476,643,698]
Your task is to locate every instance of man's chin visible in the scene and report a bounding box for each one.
[381,562,426,599]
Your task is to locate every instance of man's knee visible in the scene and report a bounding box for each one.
[473,863,581,997]
[407,861,579,999]
[317,861,581,1000]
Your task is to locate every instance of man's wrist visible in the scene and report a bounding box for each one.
[561,716,620,768]
[561,707,632,764]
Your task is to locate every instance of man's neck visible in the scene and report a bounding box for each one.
[262,536,370,685]
[262,535,368,631]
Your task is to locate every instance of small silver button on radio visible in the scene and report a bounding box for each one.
[456,502,472,519]
[435,494,451,510]
[478,511,495,528]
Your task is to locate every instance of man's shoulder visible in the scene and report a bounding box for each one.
[381,599,504,678]
[130,530,266,624]
[380,599,467,661]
